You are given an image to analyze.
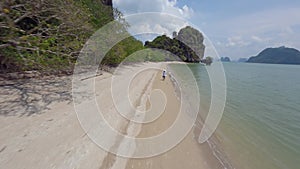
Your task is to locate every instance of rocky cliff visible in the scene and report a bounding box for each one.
[145,26,205,62]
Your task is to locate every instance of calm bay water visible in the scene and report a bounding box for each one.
[170,62,300,169]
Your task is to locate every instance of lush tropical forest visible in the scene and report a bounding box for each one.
[0,0,209,74]
[0,0,144,72]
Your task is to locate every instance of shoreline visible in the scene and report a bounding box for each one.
[0,62,224,169]
[124,62,223,169]
[0,61,186,80]
[168,63,234,169]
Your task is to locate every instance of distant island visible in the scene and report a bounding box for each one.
[247,46,300,65]
[237,58,248,62]
[220,57,231,62]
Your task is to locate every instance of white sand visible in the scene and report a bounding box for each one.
[0,62,221,169]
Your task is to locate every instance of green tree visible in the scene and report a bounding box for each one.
[202,56,213,65]
[0,0,145,73]
[144,26,205,63]
[101,36,144,66]
[0,0,114,72]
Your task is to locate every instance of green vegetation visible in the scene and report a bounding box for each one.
[0,0,144,73]
[0,0,210,74]
[123,48,181,63]
[145,26,205,63]
[201,56,213,65]
[0,0,110,72]
[102,36,145,66]
[247,46,300,65]
[106,25,209,65]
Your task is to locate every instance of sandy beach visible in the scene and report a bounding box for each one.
[0,62,222,169]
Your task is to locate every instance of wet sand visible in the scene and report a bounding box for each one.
[125,64,223,169]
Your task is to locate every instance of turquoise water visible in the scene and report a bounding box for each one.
[170,62,300,169]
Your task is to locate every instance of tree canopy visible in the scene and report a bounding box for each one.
[0,0,143,73]
[144,26,205,63]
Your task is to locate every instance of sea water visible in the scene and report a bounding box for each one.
[169,62,300,169]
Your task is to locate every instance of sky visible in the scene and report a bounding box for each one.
[113,0,300,60]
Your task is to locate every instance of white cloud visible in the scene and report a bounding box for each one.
[219,7,300,36]
[226,36,249,47]
[208,7,300,59]
[124,13,189,39]
[113,0,193,19]
[251,35,264,42]
[178,5,194,18]
[113,0,193,40]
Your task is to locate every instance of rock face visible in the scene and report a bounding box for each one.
[247,46,300,65]
[145,26,205,62]
[176,26,205,62]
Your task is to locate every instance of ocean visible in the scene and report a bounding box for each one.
[169,62,300,169]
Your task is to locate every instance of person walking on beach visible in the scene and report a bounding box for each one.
[162,69,166,80]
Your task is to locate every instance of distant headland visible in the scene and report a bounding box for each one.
[247,46,300,65]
